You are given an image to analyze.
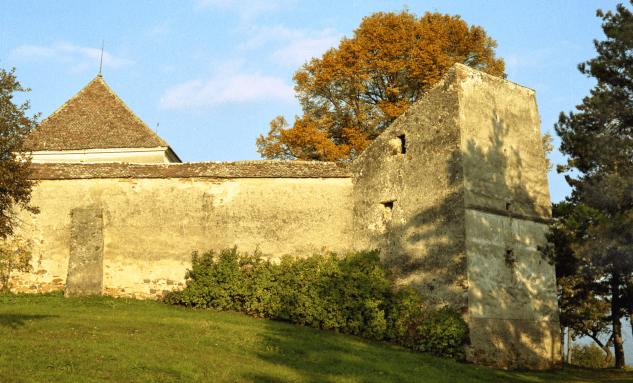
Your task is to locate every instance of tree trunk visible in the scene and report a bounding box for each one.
[560,325,566,363]
[611,273,626,369]
[625,273,633,342]
[589,333,614,368]
[567,327,572,364]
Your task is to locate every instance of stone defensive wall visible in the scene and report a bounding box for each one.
[13,160,354,300]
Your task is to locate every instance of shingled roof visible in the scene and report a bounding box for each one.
[23,76,170,151]
[28,161,352,180]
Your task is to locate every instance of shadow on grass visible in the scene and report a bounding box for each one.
[514,363,633,383]
[241,319,483,383]
[0,313,59,329]
[243,319,633,383]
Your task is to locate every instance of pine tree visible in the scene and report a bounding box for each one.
[553,1,633,369]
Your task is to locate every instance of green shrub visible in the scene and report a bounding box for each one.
[571,343,615,369]
[416,306,469,361]
[165,248,469,361]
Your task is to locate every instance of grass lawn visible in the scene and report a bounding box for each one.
[0,291,631,382]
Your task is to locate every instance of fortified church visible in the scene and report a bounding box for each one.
[14,64,561,369]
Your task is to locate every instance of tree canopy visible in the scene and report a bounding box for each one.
[257,9,506,164]
[0,66,39,238]
[550,1,633,369]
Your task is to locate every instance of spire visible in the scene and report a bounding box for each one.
[98,41,104,78]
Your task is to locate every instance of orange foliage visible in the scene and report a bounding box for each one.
[542,130,555,173]
[257,8,506,164]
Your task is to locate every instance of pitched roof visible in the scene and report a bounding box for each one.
[23,76,170,151]
[28,160,352,180]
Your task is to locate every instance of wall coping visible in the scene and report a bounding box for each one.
[28,161,352,180]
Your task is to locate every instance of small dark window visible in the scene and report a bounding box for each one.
[505,203,511,211]
[504,249,515,267]
[397,135,406,154]
[382,201,394,211]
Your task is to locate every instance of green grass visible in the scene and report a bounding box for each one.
[0,291,631,382]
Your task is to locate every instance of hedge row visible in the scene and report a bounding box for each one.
[164,248,469,360]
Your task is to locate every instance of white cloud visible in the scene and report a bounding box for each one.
[240,25,341,66]
[148,22,171,37]
[271,29,340,66]
[505,54,518,71]
[195,0,296,21]
[504,41,583,74]
[160,72,294,110]
[11,43,133,72]
[195,0,235,8]
[12,45,58,60]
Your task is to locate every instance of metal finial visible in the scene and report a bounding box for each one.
[98,41,104,77]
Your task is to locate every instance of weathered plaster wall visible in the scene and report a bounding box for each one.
[455,64,560,368]
[13,175,353,299]
[466,211,559,369]
[29,147,178,164]
[457,64,551,220]
[350,68,468,312]
[65,207,104,296]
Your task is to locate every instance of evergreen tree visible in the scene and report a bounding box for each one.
[553,1,633,369]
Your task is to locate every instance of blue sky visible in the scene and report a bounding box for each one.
[1,0,632,364]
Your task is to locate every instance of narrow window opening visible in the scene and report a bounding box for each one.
[505,202,511,211]
[504,249,515,267]
[397,134,406,154]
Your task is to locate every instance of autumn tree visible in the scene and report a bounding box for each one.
[542,131,555,173]
[552,1,633,369]
[257,9,506,164]
[0,66,39,239]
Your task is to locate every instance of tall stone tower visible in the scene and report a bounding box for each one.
[350,63,560,369]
